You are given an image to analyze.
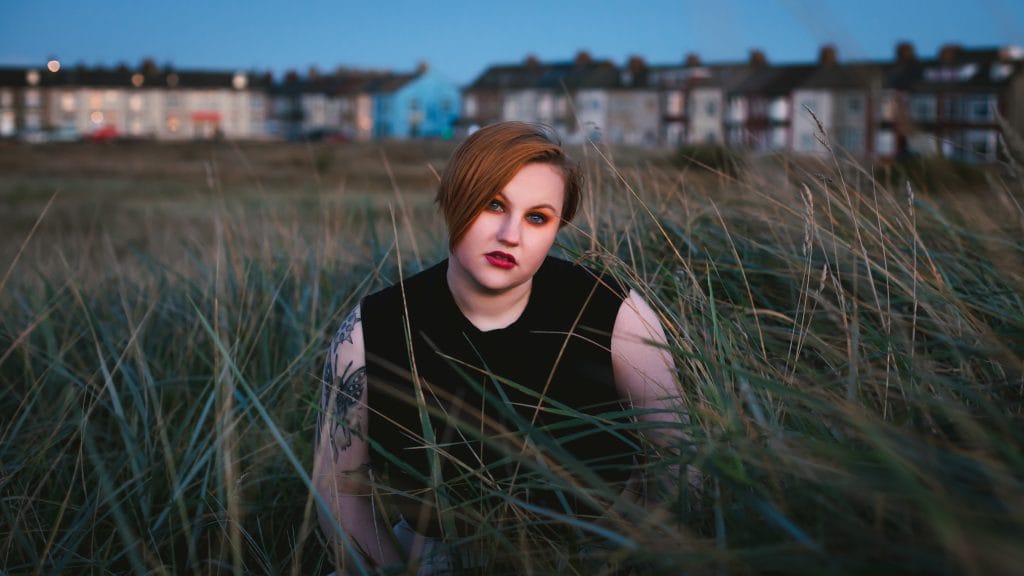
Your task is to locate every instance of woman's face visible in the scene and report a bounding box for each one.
[449,162,565,295]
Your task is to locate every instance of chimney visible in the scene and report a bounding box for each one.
[896,41,916,64]
[628,55,647,74]
[685,53,701,67]
[524,54,541,68]
[749,49,767,68]
[575,50,593,66]
[416,61,429,74]
[285,69,299,84]
[939,44,962,63]
[308,66,320,80]
[140,58,158,76]
[819,44,838,66]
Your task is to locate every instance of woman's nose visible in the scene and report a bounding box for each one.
[496,216,520,245]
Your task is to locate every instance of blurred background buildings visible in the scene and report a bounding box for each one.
[1,41,1022,164]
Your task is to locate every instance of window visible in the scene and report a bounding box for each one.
[847,96,862,113]
[965,95,995,122]
[667,92,683,116]
[464,95,477,117]
[0,89,12,108]
[0,111,14,136]
[705,99,717,117]
[839,128,865,153]
[965,129,996,162]
[876,130,895,156]
[61,93,75,112]
[909,95,936,121]
[878,94,896,121]
[24,89,41,108]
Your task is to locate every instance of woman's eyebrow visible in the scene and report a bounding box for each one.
[493,192,559,213]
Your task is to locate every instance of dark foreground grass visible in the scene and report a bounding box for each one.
[1,140,1022,575]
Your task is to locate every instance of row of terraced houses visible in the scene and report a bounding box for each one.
[2,42,1023,163]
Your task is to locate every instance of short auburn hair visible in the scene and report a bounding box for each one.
[437,121,582,250]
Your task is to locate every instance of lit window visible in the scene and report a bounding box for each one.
[26,70,40,86]
[0,90,12,108]
[876,130,895,155]
[232,72,247,90]
[61,93,75,112]
[90,111,104,125]
[132,74,144,87]
[667,92,683,115]
[167,115,180,132]
[0,110,14,135]
[129,95,143,112]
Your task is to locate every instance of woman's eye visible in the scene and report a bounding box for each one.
[486,200,504,212]
[526,212,548,225]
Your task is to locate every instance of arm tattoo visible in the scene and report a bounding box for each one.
[316,307,366,458]
[328,361,366,457]
[336,307,361,345]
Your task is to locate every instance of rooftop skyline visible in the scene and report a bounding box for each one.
[2,0,1022,85]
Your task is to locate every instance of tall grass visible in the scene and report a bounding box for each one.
[1,138,1022,574]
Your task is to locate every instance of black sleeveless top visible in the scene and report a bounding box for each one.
[360,256,637,532]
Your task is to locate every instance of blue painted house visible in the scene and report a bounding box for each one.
[372,64,460,139]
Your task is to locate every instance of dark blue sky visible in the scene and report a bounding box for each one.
[2,0,1022,85]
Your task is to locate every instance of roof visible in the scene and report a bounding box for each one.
[888,47,1024,92]
[464,58,623,92]
[731,64,816,96]
[798,63,887,90]
[0,64,271,90]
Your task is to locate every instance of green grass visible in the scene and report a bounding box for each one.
[1,139,1022,574]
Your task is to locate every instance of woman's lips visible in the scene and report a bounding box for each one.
[485,251,516,269]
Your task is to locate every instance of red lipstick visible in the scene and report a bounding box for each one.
[485,251,516,269]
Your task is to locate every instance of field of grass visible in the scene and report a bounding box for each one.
[1,137,1022,575]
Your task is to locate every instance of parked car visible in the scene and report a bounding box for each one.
[88,126,119,142]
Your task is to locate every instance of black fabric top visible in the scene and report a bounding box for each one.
[360,256,637,533]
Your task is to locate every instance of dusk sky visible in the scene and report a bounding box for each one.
[3,0,1023,85]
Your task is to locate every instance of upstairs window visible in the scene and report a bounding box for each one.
[666,92,683,116]
[705,99,717,117]
[965,95,995,122]
[909,95,936,121]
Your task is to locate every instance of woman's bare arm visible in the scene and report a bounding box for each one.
[610,289,699,503]
[313,305,403,573]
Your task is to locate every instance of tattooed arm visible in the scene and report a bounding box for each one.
[313,304,403,572]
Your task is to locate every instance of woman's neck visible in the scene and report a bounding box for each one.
[446,259,532,332]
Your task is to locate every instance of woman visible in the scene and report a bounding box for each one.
[313,122,682,574]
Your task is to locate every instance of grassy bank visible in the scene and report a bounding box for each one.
[1,139,1022,574]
